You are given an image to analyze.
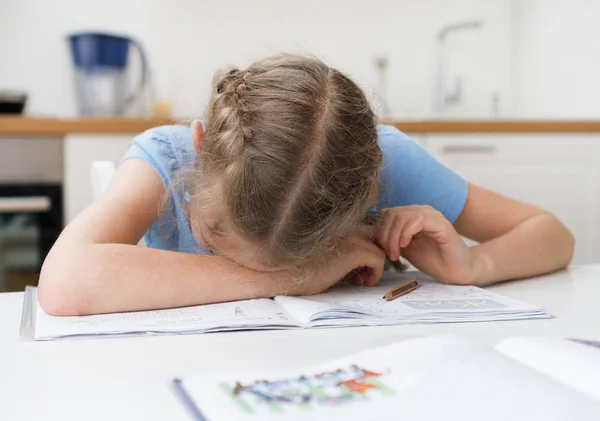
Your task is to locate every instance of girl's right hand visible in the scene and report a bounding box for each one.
[283,235,387,296]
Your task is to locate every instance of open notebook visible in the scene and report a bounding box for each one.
[21,272,550,340]
[172,335,600,421]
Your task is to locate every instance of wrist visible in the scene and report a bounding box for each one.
[248,266,306,297]
[212,256,282,299]
[470,247,494,286]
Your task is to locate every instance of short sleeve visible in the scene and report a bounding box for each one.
[119,125,199,253]
[377,125,468,223]
[120,125,195,189]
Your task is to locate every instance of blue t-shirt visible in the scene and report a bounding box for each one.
[121,124,467,254]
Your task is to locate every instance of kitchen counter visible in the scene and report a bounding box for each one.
[392,120,600,133]
[3,116,600,135]
[0,117,178,136]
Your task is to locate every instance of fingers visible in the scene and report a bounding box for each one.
[353,268,369,286]
[350,238,386,287]
[387,215,416,261]
[378,211,421,261]
[377,206,452,258]
[366,256,385,286]
[399,216,424,248]
[377,209,395,251]
[354,272,364,286]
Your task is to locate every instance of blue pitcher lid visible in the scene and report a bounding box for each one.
[68,32,134,69]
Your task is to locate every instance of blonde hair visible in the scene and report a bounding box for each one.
[189,54,382,268]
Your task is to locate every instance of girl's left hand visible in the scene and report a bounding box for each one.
[377,206,485,285]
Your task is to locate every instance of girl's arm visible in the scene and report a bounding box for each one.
[38,160,278,315]
[453,183,574,285]
[377,183,574,286]
[39,160,386,315]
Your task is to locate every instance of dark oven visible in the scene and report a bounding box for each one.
[0,137,63,292]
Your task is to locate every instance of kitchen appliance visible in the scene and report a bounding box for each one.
[0,136,63,293]
[0,90,27,114]
[68,32,149,116]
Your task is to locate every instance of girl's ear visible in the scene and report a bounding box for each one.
[192,120,206,152]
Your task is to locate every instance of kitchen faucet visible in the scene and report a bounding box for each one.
[434,20,483,114]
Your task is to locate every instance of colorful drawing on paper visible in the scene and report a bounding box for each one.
[219,365,394,414]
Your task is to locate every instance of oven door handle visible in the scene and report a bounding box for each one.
[0,197,52,213]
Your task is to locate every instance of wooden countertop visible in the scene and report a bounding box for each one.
[3,116,600,135]
[0,117,178,136]
[392,120,600,133]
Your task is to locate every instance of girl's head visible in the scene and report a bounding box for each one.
[188,54,382,271]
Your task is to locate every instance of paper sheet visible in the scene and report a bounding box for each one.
[177,335,600,421]
[497,337,600,401]
[276,271,550,326]
[30,288,297,340]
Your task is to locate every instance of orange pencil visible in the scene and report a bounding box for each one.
[383,280,420,301]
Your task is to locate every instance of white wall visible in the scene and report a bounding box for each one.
[0,0,513,119]
[512,0,600,118]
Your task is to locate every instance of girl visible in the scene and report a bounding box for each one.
[39,54,574,316]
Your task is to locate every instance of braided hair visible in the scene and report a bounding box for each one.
[190,54,382,268]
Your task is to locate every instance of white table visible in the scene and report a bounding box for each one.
[1,265,599,421]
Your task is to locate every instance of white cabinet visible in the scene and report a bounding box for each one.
[426,134,600,264]
[64,134,133,223]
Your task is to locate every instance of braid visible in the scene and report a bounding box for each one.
[193,54,381,270]
[208,68,253,162]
